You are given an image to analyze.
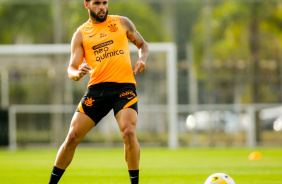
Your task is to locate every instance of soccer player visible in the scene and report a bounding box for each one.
[48,0,148,183]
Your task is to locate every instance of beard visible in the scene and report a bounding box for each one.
[90,9,108,23]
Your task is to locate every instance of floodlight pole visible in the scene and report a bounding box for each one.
[204,0,215,146]
[53,0,62,43]
[167,44,178,149]
[51,0,65,146]
[8,107,16,151]
[186,43,199,147]
[247,106,256,147]
[0,68,9,109]
[186,44,198,108]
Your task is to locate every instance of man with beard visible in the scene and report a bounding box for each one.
[47,0,148,184]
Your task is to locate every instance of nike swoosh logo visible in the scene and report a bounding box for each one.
[52,173,59,177]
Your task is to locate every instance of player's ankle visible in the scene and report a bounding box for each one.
[48,166,65,184]
[128,170,139,184]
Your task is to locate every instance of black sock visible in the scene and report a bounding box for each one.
[48,166,65,184]
[128,170,139,184]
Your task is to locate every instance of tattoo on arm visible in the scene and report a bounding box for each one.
[122,17,149,62]
[137,33,149,62]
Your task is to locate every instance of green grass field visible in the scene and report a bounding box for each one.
[1,147,282,184]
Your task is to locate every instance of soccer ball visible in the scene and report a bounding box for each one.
[204,173,235,184]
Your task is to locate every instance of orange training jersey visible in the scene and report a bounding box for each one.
[78,15,136,87]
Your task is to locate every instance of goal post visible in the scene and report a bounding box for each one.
[0,43,178,150]
[130,43,178,149]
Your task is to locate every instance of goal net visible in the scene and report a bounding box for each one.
[0,43,178,150]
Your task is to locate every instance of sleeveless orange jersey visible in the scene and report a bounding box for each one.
[78,15,136,87]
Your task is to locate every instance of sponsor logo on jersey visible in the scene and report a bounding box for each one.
[92,40,113,50]
[92,40,124,62]
[95,48,124,62]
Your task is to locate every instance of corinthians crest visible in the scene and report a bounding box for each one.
[108,23,118,32]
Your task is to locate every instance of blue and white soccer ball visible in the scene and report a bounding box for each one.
[204,173,235,184]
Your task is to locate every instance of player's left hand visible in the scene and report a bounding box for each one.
[133,60,146,74]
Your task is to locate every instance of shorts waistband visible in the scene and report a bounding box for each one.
[88,82,135,89]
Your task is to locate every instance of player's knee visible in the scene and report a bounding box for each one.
[121,127,135,145]
[65,131,82,147]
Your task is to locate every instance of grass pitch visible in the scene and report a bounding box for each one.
[0,147,282,184]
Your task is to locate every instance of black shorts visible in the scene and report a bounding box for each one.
[76,82,138,125]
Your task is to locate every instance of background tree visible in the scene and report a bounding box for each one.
[0,0,167,44]
[0,3,53,43]
[190,1,280,143]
